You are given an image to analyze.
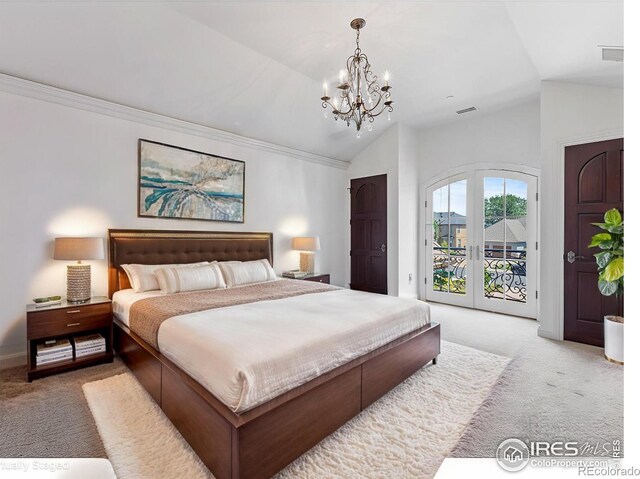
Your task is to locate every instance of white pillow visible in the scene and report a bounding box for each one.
[154,263,226,294]
[121,262,208,293]
[218,259,276,287]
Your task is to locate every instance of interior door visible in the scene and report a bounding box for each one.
[564,138,623,347]
[350,174,388,294]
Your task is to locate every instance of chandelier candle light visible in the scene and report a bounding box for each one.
[321,18,393,136]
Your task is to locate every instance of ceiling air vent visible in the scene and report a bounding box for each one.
[600,46,623,62]
[456,107,477,115]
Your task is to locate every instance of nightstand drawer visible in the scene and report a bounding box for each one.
[305,274,330,284]
[28,303,111,339]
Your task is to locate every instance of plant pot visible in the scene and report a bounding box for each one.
[604,315,624,365]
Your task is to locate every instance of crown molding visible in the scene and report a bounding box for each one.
[0,73,350,170]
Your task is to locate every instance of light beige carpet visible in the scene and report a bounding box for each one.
[83,341,509,479]
[428,303,624,458]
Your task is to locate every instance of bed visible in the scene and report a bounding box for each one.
[109,229,440,479]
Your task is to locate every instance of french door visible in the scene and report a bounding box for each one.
[426,170,537,318]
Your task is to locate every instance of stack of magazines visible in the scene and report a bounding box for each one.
[281,270,308,279]
[32,296,62,308]
[73,334,106,358]
[36,339,73,366]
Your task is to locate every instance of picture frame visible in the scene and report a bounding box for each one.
[138,139,245,223]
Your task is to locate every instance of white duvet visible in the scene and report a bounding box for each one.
[113,287,430,413]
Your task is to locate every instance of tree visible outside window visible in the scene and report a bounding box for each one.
[484,194,527,226]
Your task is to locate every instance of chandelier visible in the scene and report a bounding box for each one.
[320,18,394,136]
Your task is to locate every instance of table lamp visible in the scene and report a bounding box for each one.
[292,236,320,273]
[54,237,104,303]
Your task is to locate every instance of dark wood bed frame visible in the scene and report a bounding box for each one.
[108,229,440,479]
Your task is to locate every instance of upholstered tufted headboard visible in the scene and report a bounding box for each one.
[107,229,273,298]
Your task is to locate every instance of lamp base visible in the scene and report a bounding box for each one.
[67,264,91,303]
[299,252,315,274]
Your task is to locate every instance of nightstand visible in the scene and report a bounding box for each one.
[283,273,331,284]
[27,297,113,381]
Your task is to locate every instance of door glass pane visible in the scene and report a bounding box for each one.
[432,185,449,291]
[432,186,449,255]
[449,180,467,294]
[432,180,467,295]
[432,252,449,292]
[483,177,528,303]
[505,179,528,303]
[483,178,506,300]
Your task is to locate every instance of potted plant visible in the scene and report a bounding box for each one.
[589,208,624,364]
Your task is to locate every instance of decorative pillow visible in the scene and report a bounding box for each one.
[154,263,226,294]
[121,262,208,293]
[218,259,276,287]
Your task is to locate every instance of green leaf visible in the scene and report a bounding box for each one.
[598,240,614,250]
[590,208,623,297]
[602,257,624,282]
[604,208,622,227]
[598,280,618,296]
[588,233,611,248]
[594,251,612,269]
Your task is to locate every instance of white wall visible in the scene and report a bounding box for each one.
[346,125,400,296]
[0,89,347,365]
[418,100,541,185]
[397,125,420,298]
[417,101,541,301]
[538,81,623,340]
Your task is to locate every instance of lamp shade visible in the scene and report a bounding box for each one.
[53,237,104,261]
[292,236,320,251]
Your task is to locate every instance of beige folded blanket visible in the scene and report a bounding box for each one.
[129,279,337,348]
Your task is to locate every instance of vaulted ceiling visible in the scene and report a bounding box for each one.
[0,1,623,161]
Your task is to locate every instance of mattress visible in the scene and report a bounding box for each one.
[113,287,431,413]
[112,288,163,326]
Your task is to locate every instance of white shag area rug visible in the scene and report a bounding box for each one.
[83,341,509,479]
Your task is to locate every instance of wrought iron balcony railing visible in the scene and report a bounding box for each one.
[432,247,527,302]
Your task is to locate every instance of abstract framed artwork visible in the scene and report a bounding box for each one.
[138,139,245,223]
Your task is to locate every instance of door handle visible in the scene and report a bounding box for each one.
[380,243,386,253]
[566,250,585,264]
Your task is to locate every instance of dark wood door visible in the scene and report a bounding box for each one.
[350,174,388,294]
[564,138,623,347]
